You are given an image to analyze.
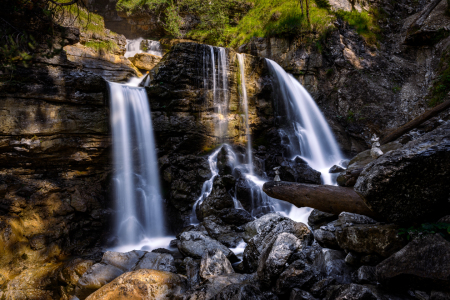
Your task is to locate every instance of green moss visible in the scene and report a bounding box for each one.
[335,9,382,46]
[428,49,450,107]
[85,40,119,53]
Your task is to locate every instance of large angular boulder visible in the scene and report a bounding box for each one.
[243,213,312,273]
[85,269,187,300]
[376,234,450,291]
[257,232,302,284]
[129,52,161,71]
[313,249,353,284]
[355,122,450,223]
[275,260,322,295]
[178,231,238,262]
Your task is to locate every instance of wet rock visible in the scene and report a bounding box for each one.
[355,122,450,223]
[84,269,187,300]
[430,291,450,300]
[198,177,235,221]
[356,266,376,284]
[335,223,406,258]
[310,277,337,298]
[324,284,384,300]
[290,289,318,300]
[217,146,236,176]
[313,248,353,284]
[200,249,234,279]
[133,252,177,273]
[129,52,161,71]
[308,209,338,230]
[276,259,323,295]
[178,231,238,262]
[213,283,267,300]
[181,273,258,300]
[218,208,254,226]
[59,258,94,294]
[258,232,302,284]
[184,257,201,289]
[376,234,450,291]
[337,212,377,226]
[314,228,340,250]
[76,263,125,299]
[202,215,243,248]
[279,157,322,184]
[329,165,346,173]
[243,214,312,273]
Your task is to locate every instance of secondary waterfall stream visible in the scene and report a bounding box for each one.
[266,59,345,185]
[109,80,172,252]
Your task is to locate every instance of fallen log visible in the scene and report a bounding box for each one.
[381,99,450,145]
[263,181,377,218]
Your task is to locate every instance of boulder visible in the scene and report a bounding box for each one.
[213,283,267,300]
[376,234,450,291]
[184,257,201,289]
[279,157,322,184]
[329,165,345,173]
[197,177,235,220]
[314,228,340,250]
[310,277,337,298]
[276,259,323,295]
[290,288,318,300]
[202,215,243,248]
[200,249,234,279]
[335,223,406,258]
[313,249,353,284]
[355,122,450,223]
[324,284,386,300]
[129,52,161,71]
[257,232,303,284]
[243,214,311,273]
[133,252,177,273]
[218,208,254,226]
[217,146,236,176]
[356,266,376,284]
[84,269,187,300]
[308,209,338,230]
[181,273,257,300]
[178,231,238,262]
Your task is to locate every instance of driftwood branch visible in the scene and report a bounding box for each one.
[408,0,443,33]
[381,99,450,145]
[263,181,377,218]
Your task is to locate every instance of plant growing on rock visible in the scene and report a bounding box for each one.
[398,223,450,241]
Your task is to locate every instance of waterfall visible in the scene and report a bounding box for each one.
[266,59,345,185]
[109,81,166,248]
[236,53,253,174]
[125,38,163,58]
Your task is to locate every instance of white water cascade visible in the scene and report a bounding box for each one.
[125,38,163,58]
[109,80,169,251]
[266,59,345,185]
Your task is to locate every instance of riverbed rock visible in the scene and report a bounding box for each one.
[84,269,187,300]
[133,252,177,273]
[356,266,376,284]
[198,176,235,221]
[258,232,303,284]
[218,208,254,226]
[276,259,323,295]
[178,231,238,262]
[213,283,267,300]
[290,288,319,300]
[308,209,338,230]
[202,215,243,248]
[335,223,406,258]
[355,122,450,223]
[278,157,322,184]
[313,249,353,284]
[243,214,312,273]
[200,249,234,279]
[376,234,450,291]
[314,228,340,250]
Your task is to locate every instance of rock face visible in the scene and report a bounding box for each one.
[0,44,111,293]
[129,53,162,71]
[376,234,450,291]
[84,269,187,300]
[355,121,450,223]
[64,43,141,82]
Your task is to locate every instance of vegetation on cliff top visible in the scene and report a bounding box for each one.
[116,0,381,47]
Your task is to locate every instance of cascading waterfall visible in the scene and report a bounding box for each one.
[125,38,163,58]
[109,80,169,251]
[266,59,345,185]
[236,53,253,174]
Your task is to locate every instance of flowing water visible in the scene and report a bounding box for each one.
[266,59,345,185]
[125,38,163,58]
[109,80,171,251]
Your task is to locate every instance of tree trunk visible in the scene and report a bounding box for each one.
[305,0,311,25]
[263,181,378,218]
[381,99,450,145]
[408,0,443,33]
[300,0,304,15]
